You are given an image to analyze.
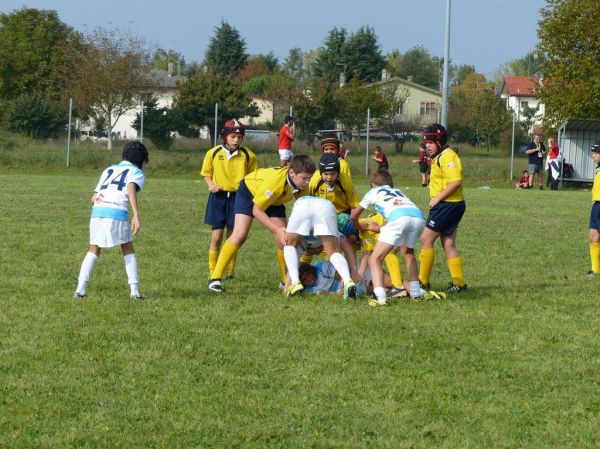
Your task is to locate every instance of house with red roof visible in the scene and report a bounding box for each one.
[500,76,545,131]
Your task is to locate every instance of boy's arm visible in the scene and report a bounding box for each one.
[203,176,220,193]
[429,180,461,208]
[252,204,287,246]
[128,182,141,235]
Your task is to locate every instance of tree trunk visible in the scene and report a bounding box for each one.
[107,111,113,150]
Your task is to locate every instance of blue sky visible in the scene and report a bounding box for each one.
[3,0,544,78]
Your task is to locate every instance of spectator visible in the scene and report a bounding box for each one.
[372,146,389,171]
[338,141,349,159]
[516,170,530,189]
[277,115,295,167]
[546,137,561,190]
[412,143,431,186]
[525,134,546,189]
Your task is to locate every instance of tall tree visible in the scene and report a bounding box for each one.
[131,97,178,150]
[61,28,153,149]
[312,27,348,83]
[152,48,186,74]
[537,0,600,127]
[236,56,275,86]
[283,47,305,84]
[344,26,386,83]
[395,46,440,89]
[204,21,247,75]
[175,72,258,142]
[293,80,339,147]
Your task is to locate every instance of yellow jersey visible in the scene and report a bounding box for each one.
[200,145,258,192]
[244,167,305,211]
[429,147,464,202]
[593,166,600,202]
[359,213,386,252]
[340,158,351,177]
[307,171,359,213]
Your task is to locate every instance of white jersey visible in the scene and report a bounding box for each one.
[91,161,145,221]
[305,262,340,294]
[359,184,424,222]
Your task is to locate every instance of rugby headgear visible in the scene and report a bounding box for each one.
[122,141,149,169]
[591,141,600,153]
[423,123,448,147]
[319,153,340,174]
[321,136,340,153]
[221,119,245,140]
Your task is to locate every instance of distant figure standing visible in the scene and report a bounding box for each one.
[412,142,431,186]
[525,134,546,189]
[278,115,295,167]
[546,137,561,190]
[372,146,389,171]
[338,141,349,159]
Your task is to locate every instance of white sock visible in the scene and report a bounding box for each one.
[76,252,97,294]
[329,252,351,283]
[410,281,421,298]
[373,287,387,302]
[283,245,300,284]
[124,254,140,296]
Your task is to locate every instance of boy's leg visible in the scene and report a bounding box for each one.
[589,229,600,274]
[208,228,224,278]
[121,242,141,298]
[401,246,421,298]
[210,214,253,284]
[224,229,237,278]
[442,230,466,288]
[368,241,394,303]
[384,251,403,288]
[419,228,440,287]
[269,216,289,285]
[75,245,101,296]
[283,233,303,296]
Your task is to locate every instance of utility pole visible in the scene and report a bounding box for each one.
[441,0,451,128]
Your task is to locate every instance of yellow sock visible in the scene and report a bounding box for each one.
[384,253,403,288]
[590,243,600,273]
[447,256,465,287]
[212,240,238,279]
[226,252,237,277]
[300,254,313,264]
[419,247,435,286]
[208,250,219,278]
[276,248,287,283]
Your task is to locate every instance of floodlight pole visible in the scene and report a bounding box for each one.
[440,0,451,128]
[66,97,73,167]
[365,108,371,177]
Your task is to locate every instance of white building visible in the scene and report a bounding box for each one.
[500,76,545,129]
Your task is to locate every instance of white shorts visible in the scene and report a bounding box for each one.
[90,217,133,248]
[287,197,340,237]
[278,149,293,161]
[378,216,425,248]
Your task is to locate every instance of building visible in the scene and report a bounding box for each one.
[500,76,545,130]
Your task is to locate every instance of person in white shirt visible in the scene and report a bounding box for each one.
[74,141,149,300]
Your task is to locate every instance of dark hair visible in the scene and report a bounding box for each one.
[289,154,316,175]
[299,263,317,286]
[370,170,394,188]
[122,141,149,169]
[419,142,427,150]
[284,115,294,124]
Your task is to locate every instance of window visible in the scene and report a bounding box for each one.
[420,102,438,116]
[398,102,405,115]
[521,100,529,108]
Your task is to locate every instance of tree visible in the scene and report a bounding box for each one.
[243,72,298,123]
[204,21,247,75]
[131,97,177,150]
[312,27,348,83]
[61,28,153,149]
[152,48,185,74]
[537,0,600,127]
[283,47,305,84]
[236,56,275,86]
[293,80,338,147]
[5,92,67,138]
[492,51,547,85]
[344,26,386,83]
[450,63,476,86]
[394,46,440,90]
[175,72,258,142]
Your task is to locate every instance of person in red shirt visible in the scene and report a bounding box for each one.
[516,170,529,189]
[372,146,389,171]
[412,143,431,186]
[546,137,561,190]
[278,115,295,167]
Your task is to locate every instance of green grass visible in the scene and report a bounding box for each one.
[2,146,600,448]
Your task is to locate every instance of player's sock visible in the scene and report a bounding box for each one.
[76,252,97,295]
[276,248,287,284]
[124,253,140,295]
[212,240,238,279]
[447,256,465,287]
[226,252,237,277]
[384,253,403,288]
[283,245,300,284]
[590,242,600,273]
[329,252,352,283]
[373,287,387,302]
[409,280,421,298]
[300,254,313,264]
[419,247,435,286]
[208,250,219,278]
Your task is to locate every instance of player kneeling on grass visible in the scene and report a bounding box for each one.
[283,196,357,299]
[74,141,149,300]
[351,170,444,306]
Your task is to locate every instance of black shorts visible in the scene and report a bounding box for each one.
[419,162,430,174]
[426,201,466,235]
[204,191,236,230]
[234,180,286,218]
[590,202,600,231]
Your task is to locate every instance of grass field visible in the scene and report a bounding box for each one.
[2,143,600,448]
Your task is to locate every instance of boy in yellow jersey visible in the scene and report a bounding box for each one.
[208,154,316,292]
[308,153,359,215]
[418,124,468,293]
[587,141,600,277]
[201,119,258,281]
[320,136,351,177]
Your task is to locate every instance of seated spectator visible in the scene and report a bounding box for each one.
[516,170,529,189]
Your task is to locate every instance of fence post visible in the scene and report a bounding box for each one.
[66,98,73,167]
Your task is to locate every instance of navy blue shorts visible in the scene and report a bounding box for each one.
[590,202,600,231]
[234,180,286,218]
[204,191,236,230]
[426,201,466,235]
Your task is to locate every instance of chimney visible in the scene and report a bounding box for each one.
[167,63,174,77]
[381,69,387,81]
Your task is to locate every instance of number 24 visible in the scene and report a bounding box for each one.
[100,169,129,191]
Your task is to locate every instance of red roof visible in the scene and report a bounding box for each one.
[502,76,540,97]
